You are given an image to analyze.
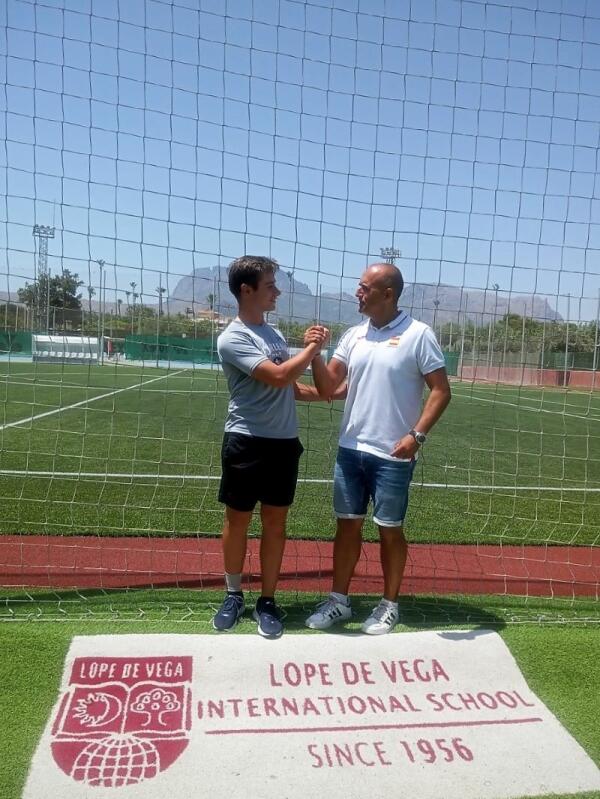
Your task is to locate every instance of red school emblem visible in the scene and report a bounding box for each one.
[50,656,192,788]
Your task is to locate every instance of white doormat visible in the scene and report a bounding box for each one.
[23,630,600,799]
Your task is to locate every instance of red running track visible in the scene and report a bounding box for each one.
[0,535,598,599]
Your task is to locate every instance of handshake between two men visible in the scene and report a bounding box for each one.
[303,324,330,351]
[301,324,348,404]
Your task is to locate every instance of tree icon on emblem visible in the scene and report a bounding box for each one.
[130,688,181,727]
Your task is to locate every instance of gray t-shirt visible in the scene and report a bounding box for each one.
[217,318,298,439]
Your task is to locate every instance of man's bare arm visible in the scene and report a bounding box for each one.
[293,381,321,401]
[294,379,348,402]
[310,353,348,399]
[301,321,348,400]
[252,328,327,388]
[390,368,451,459]
[415,368,452,432]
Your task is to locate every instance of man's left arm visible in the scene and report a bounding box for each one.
[293,382,321,401]
[390,368,451,459]
[293,379,348,402]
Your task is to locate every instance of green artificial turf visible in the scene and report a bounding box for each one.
[0,591,599,799]
[1,361,600,544]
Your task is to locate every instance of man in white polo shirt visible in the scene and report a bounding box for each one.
[305,262,451,634]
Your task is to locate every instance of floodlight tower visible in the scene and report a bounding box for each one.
[380,246,400,264]
[32,224,55,332]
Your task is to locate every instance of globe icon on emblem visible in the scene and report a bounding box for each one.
[70,735,160,787]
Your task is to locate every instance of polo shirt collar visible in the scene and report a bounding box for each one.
[368,311,408,332]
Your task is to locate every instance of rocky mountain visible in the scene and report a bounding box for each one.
[1,273,562,326]
[168,267,562,326]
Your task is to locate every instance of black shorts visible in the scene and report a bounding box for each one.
[218,433,304,512]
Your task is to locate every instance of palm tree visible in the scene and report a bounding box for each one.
[207,293,215,311]
[133,293,140,333]
[87,285,95,313]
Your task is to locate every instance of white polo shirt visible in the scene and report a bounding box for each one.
[333,312,446,461]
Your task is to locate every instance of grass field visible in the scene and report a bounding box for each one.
[1,596,599,799]
[3,361,598,797]
[1,360,600,546]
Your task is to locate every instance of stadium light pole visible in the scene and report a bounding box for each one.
[46,264,51,334]
[286,270,293,323]
[33,224,55,333]
[156,283,166,317]
[593,289,600,375]
[155,274,163,369]
[130,282,137,335]
[433,298,440,341]
[459,292,468,379]
[380,247,400,265]
[564,293,571,386]
[96,259,105,365]
[490,283,500,369]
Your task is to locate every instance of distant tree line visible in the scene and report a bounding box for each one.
[2,272,599,361]
[437,313,599,357]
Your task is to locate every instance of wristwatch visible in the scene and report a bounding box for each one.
[409,429,427,445]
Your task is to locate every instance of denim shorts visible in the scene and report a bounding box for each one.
[333,446,415,527]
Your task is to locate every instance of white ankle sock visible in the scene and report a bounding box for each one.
[225,573,242,593]
[331,591,350,605]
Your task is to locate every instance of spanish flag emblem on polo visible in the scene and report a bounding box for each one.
[388,336,401,346]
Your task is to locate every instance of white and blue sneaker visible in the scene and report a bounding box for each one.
[305,595,352,630]
[361,600,399,635]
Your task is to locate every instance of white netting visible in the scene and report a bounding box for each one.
[0,0,599,619]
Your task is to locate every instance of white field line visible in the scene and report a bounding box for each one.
[0,371,199,383]
[452,378,600,399]
[1,379,227,396]
[451,389,600,424]
[5,378,598,410]
[0,369,189,432]
[0,469,598,492]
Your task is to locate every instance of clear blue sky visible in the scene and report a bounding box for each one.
[1,0,600,320]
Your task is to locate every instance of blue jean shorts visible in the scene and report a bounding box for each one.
[333,446,415,527]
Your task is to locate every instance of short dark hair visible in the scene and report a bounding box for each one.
[228,255,279,300]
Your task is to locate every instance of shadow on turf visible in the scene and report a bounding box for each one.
[14,588,600,629]
[1,588,505,629]
[285,594,506,633]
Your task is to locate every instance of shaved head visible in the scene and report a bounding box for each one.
[366,263,404,303]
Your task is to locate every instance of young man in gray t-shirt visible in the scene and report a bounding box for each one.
[213,255,328,639]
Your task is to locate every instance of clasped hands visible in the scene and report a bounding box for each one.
[304,325,330,351]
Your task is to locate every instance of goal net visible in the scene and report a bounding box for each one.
[0,0,598,621]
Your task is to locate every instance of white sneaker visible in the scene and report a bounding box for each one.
[361,601,399,635]
[305,595,352,630]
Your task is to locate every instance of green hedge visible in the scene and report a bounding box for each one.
[443,351,459,376]
[0,332,32,355]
